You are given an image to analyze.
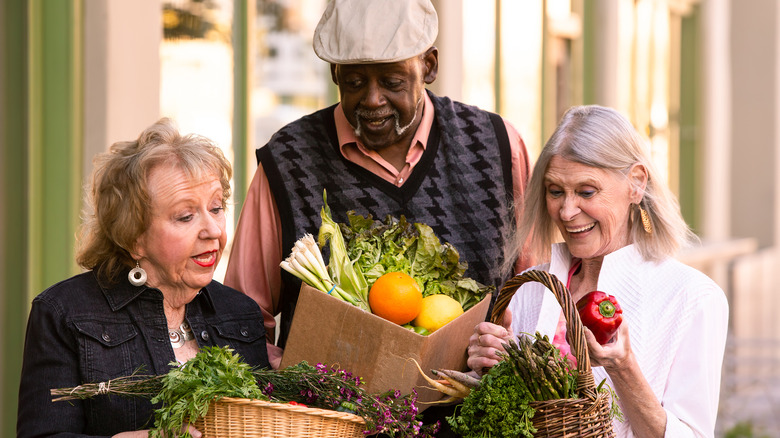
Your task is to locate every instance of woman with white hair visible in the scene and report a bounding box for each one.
[468,105,728,437]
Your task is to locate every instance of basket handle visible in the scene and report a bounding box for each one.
[490,270,598,399]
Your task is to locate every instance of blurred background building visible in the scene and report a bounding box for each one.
[2,0,778,436]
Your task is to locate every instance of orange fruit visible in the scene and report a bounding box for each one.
[368,272,423,325]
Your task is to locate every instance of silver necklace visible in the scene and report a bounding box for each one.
[169,320,195,349]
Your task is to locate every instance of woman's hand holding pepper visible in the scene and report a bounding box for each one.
[583,319,632,371]
[585,319,669,436]
[467,309,513,375]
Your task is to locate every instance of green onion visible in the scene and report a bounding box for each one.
[280,232,367,310]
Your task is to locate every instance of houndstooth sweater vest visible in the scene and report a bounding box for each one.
[258,90,515,347]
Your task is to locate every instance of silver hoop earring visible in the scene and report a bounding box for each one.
[128,261,147,286]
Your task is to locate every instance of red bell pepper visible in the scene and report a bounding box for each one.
[576,291,623,345]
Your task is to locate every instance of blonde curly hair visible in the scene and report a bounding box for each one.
[77,118,232,283]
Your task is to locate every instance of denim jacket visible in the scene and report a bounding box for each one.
[17,270,270,437]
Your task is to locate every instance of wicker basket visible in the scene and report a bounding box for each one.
[490,270,616,438]
[192,397,367,438]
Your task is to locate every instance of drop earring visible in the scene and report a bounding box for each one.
[639,204,653,234]
[128,261,147,286]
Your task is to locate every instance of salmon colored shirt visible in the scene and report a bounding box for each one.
[225,92,532,367]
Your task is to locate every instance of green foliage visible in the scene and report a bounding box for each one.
[149,346,265,438]
[332,207,493,311]
[52,346,438,437]
[447,332,588,437]
[724,421,771,438]
[596,377,625,423]
[503,333,579,401]
[317,190,372,311]
[447,360,536,437]
[257,361,438,437]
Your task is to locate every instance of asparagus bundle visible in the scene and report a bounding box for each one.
[502,332,578,401]
[414,332,577,405]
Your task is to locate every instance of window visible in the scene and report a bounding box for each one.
[161,0,236,280]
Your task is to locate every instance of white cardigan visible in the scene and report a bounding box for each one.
[507,243,729,438]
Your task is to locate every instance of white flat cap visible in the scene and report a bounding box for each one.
[313,0,438,64]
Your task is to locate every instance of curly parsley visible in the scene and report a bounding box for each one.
[447,360,536,438]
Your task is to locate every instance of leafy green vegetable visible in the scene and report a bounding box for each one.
[446,332,583,437]
[53,346,439,437]
[280,233,362,306]
[327,202,492,311]
[446,332,623,436]
[597,377,625,423]
[149,346,265,438]
[447,360,537,437]
[317,190,371,312]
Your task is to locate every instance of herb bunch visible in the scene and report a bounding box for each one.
[51,346,438,438]
[51,370,164,402]
[448,358,537,437]
[258,361,439,437]
[149,345,265,437]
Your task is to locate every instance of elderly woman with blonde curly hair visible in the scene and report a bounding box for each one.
[17,118,269,437]
[468,105,728,437]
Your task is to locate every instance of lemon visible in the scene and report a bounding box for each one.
[412,294,464,333]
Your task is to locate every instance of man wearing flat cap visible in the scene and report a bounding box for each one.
[226,0,532,370]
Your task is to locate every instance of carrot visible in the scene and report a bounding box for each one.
[432,369,480,391]
[424,395,462,405]
[410,359,464,398]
